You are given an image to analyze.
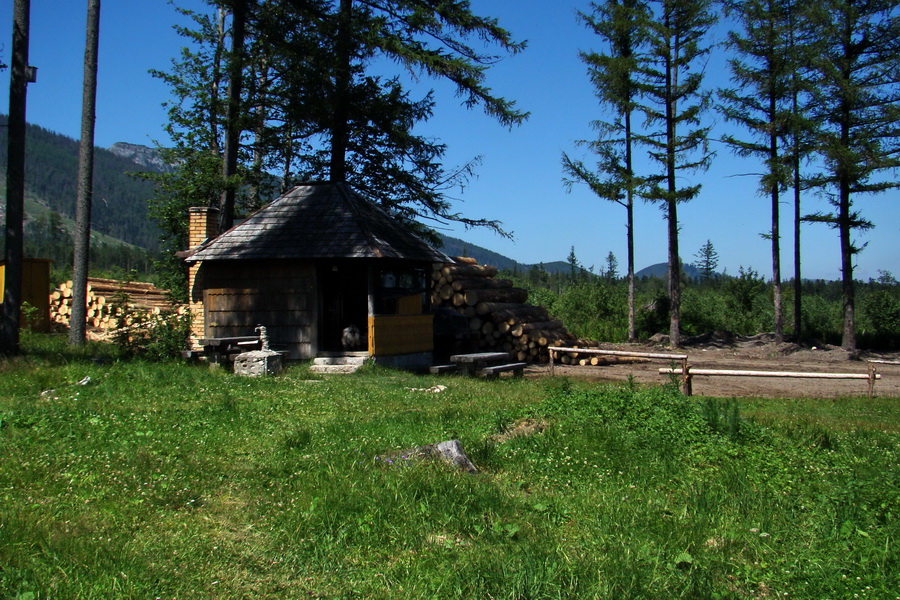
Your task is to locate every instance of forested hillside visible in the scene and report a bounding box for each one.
[0,116,161,250]
[0,117,163,280]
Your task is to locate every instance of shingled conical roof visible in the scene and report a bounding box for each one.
[186,182,450,263]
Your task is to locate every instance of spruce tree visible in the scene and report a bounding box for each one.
[693,239,718,281]
[804,0,900,351]
[562,0,649,341]
[150,0,527,263]
[635,0,715,347]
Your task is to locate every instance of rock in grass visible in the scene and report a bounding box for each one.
[378,439,478,474]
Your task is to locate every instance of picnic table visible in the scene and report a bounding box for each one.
[445,351,529,379]
[449,352,510,375]
[189,336,262,366]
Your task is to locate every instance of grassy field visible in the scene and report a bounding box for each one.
[1,333,897,599]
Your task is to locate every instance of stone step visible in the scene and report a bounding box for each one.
[312,355,368,366]
[308,364,362,374]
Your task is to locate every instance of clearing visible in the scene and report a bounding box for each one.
[535,333,900,399]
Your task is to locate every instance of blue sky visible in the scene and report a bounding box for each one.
[1,0,897,281]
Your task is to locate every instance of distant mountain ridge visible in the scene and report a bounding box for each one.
[438,234,708,280]
[437,234,571,274]
[636,262,707,280]
[0,117,164,250]
[3,117,684,278]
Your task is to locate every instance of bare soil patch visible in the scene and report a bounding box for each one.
[528,333,900,399]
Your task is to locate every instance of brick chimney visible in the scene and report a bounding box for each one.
[187,207,219,350]
[188,206,220,249]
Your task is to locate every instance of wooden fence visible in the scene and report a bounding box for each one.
[548,345,885,398]
[659,364,882,398]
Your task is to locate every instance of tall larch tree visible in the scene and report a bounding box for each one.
[785,0,817,339]
[719,0,799,343]
[69,0,102,346]
[635,0,715,347]
[562,0,649,342]
[804,0,900,351]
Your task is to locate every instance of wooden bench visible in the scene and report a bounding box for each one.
[429,364,458,374]
[476,362,527,380]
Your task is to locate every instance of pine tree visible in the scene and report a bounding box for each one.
[804,0,900,351]
[562,0,649,341]
[635,0,715,347]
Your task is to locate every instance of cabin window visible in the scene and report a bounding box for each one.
[375,267,428,315]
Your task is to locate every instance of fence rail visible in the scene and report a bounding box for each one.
[547,345,885,398]
[659,365,882,398]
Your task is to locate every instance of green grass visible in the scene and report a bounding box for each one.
[1,333,897,599]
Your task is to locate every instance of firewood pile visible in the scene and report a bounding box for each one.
[49,278,185,338]
[430,257,579,363]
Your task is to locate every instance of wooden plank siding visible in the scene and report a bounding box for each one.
[368,314,433,356]
[198,260,315,359]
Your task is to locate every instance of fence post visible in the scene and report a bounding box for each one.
[549,348,555,376]
[868,363,877,400]
[681,358,692,396]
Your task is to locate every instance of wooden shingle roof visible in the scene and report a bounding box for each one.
[185,182,450,263]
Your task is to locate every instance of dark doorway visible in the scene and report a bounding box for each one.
[318,263,368,352]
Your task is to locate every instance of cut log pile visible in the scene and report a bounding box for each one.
[49,278,185,338]
[431,257,582,364]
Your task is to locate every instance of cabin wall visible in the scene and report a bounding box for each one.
[0,258,51,332]
[193,260,316,359]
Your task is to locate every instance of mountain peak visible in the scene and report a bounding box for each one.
[108,142,169,172]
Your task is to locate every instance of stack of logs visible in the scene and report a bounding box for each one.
[431,257,579,363]
[49,278,184,338]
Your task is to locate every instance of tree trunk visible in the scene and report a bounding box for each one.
[209,7,226,157]
[70,0,101,346]
[665,15,681,348]
[1,0,31,355]
[793,144,802,338]
[838,35,855,351]
[787,2,803,341]
[625,103,636,341]
[219,0,246,233]
[329,0,353,182]
[769,91,783,344]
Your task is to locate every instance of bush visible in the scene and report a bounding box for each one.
[551,281,626,341]
[111,304,191,360]
[859,286,900,349]
[723,266,768,334]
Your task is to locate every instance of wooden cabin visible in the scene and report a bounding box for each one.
[182,182,449,368]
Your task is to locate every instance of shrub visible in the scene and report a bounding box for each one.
[859,286,900,349]
[551,281,626,341]
[111,301,191,361]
